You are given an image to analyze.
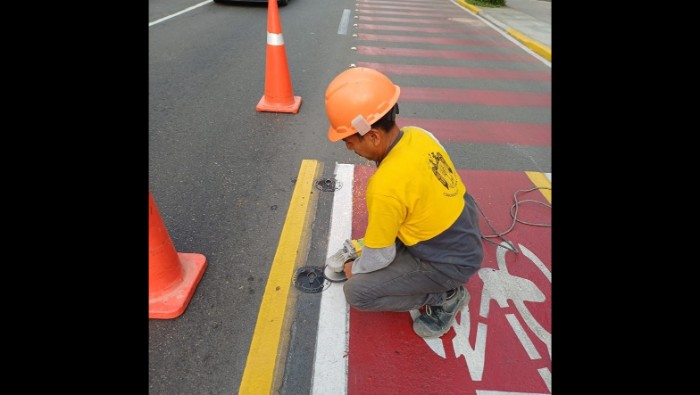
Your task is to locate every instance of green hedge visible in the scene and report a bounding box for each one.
[465,0,506,7]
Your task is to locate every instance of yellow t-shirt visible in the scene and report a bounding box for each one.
[364,126,482,267]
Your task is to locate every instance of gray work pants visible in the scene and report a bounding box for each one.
[343,243,478,312]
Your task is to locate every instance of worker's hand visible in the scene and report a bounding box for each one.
[326,239,363,273]
[343,261,353,280]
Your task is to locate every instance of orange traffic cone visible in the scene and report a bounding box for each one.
[149,191,207,319]
[256,0,302,113]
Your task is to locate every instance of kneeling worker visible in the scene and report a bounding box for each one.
[323,67,484,338]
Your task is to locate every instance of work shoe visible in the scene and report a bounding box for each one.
[413,285,469,338]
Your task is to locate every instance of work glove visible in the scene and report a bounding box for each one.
[325,238,364,274]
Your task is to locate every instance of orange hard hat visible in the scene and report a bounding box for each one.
[325,67,401,142]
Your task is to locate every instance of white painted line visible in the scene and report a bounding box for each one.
[338,9,351,35]
[537,367,552,393]
[149,0,212,27]
[477,391,550,395]
[505,313,540,360]
[520,244,551,283]
[311,163,354,395]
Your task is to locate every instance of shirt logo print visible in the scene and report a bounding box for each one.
[428,152,458,196]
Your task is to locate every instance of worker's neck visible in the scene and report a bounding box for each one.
[376,125,401,165]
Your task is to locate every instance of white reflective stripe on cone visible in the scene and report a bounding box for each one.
[267,32,284,46]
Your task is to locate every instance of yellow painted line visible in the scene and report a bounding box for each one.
[525,171,551,204]
[239,159,322,395]
[506,28,551,62]
[454,0,551,62]
[455,0,481,14]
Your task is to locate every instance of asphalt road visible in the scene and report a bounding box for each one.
[148,0,550,393]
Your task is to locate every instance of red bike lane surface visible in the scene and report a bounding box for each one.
[347,164,551,395]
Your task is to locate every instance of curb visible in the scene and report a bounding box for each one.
[454,0,551,62]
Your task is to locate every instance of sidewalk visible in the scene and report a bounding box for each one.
[456,0,551,62]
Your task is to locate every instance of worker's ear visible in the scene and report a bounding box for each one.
[368,129,381,145]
